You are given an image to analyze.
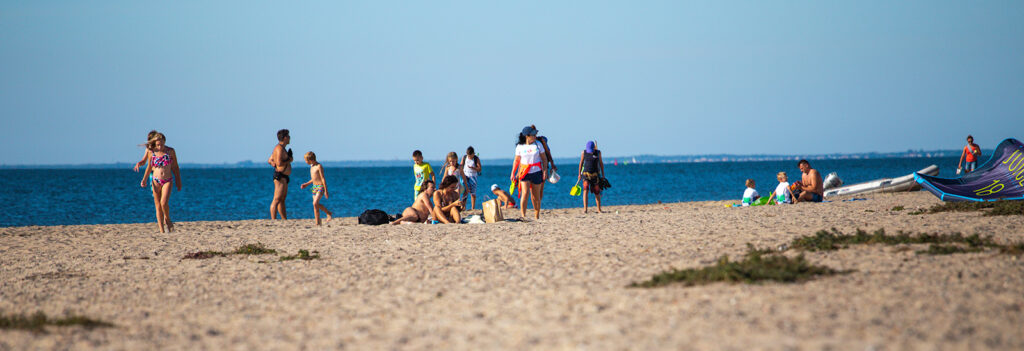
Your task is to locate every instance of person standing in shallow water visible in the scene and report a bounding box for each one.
[140,132,181,233]
[268,129,293,219]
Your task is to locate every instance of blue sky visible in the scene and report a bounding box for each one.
[1,1,1022,165]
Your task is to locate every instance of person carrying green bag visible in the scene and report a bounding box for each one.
[577,141,605,214]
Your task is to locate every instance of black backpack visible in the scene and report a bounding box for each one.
[358,209,392,225]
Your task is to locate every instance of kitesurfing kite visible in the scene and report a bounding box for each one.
[915,138,1024,202]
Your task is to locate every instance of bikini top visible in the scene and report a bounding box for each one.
[151,153,172,167]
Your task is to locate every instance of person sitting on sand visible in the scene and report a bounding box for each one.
[491,184,517,209]
[796,159,823,203]
[741,179,759,206]
[392,180,436,225]
[299,151,333,226]
[433,175,464,224]
[773,172,794,204]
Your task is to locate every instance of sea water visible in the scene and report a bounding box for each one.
[0,157,960,227]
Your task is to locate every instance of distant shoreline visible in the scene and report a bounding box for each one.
[0,150,971,169]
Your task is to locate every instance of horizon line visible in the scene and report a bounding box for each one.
[0,148,970,169]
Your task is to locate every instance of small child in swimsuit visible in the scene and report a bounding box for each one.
[300,151,333,225]
[491,184,517,209]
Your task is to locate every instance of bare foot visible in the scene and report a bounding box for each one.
[167,221,174,232]
[325,214,333,223]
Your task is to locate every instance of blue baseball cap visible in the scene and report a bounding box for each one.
[521,126,538,136]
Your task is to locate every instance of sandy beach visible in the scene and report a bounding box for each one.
[2,191,1023,350]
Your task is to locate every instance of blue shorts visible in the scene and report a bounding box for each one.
[965,161,977,172]
[810,192,823,203]
[464,176,478,194]
[521,171,544,185]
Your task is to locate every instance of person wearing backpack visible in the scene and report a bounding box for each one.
[461,146,482,211]
[577,141,604,213]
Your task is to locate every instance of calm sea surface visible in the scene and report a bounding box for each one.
[0,157,959,227]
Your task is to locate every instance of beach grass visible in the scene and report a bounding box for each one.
[790,228,995,252]
[790,228,1024,256]
[279,249,320,261]
[233,243,277,255]
[927,201,1024,216]
[916,244,985,255]
[630,244,843,288]
[0,311,113,333]
[184,243,277,259]
[891,205,905,211]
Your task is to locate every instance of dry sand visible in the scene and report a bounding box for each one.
[2,191,1023,350]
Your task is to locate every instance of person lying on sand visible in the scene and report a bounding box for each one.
[392,180,435,225]
[491,184,517,208]
[433,176,464,224]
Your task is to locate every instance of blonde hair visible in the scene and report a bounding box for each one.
[745,179,755,188]
[147,132,166,150]
[305,151,317,162]
[777,172,788,181]
[138,130,159,148]
[447,151,458,163]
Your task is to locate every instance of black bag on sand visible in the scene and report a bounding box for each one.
[358,209,392,225]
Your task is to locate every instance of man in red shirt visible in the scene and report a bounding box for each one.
[958,135,982,174]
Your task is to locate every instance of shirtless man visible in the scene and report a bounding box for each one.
[392,180,435,224]
[796,159,823,203]
[268,129,293,219]
[433,175,464,224]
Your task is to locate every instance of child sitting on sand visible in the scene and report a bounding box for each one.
[491,184,517,209]
[741,179,759,206]
[299,152,333,225]
[773,172,794,204]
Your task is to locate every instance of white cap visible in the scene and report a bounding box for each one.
[491,184,499,191]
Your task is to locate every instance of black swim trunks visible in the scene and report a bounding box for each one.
[273,171,290,184]
[521,171,544,185]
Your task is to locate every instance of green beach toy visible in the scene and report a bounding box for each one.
[509,180,517,196]
[569,179,582,196]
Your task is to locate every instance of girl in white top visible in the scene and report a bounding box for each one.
[742,179,759,206]
[510,126,546,219]
[773,172,794,204]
